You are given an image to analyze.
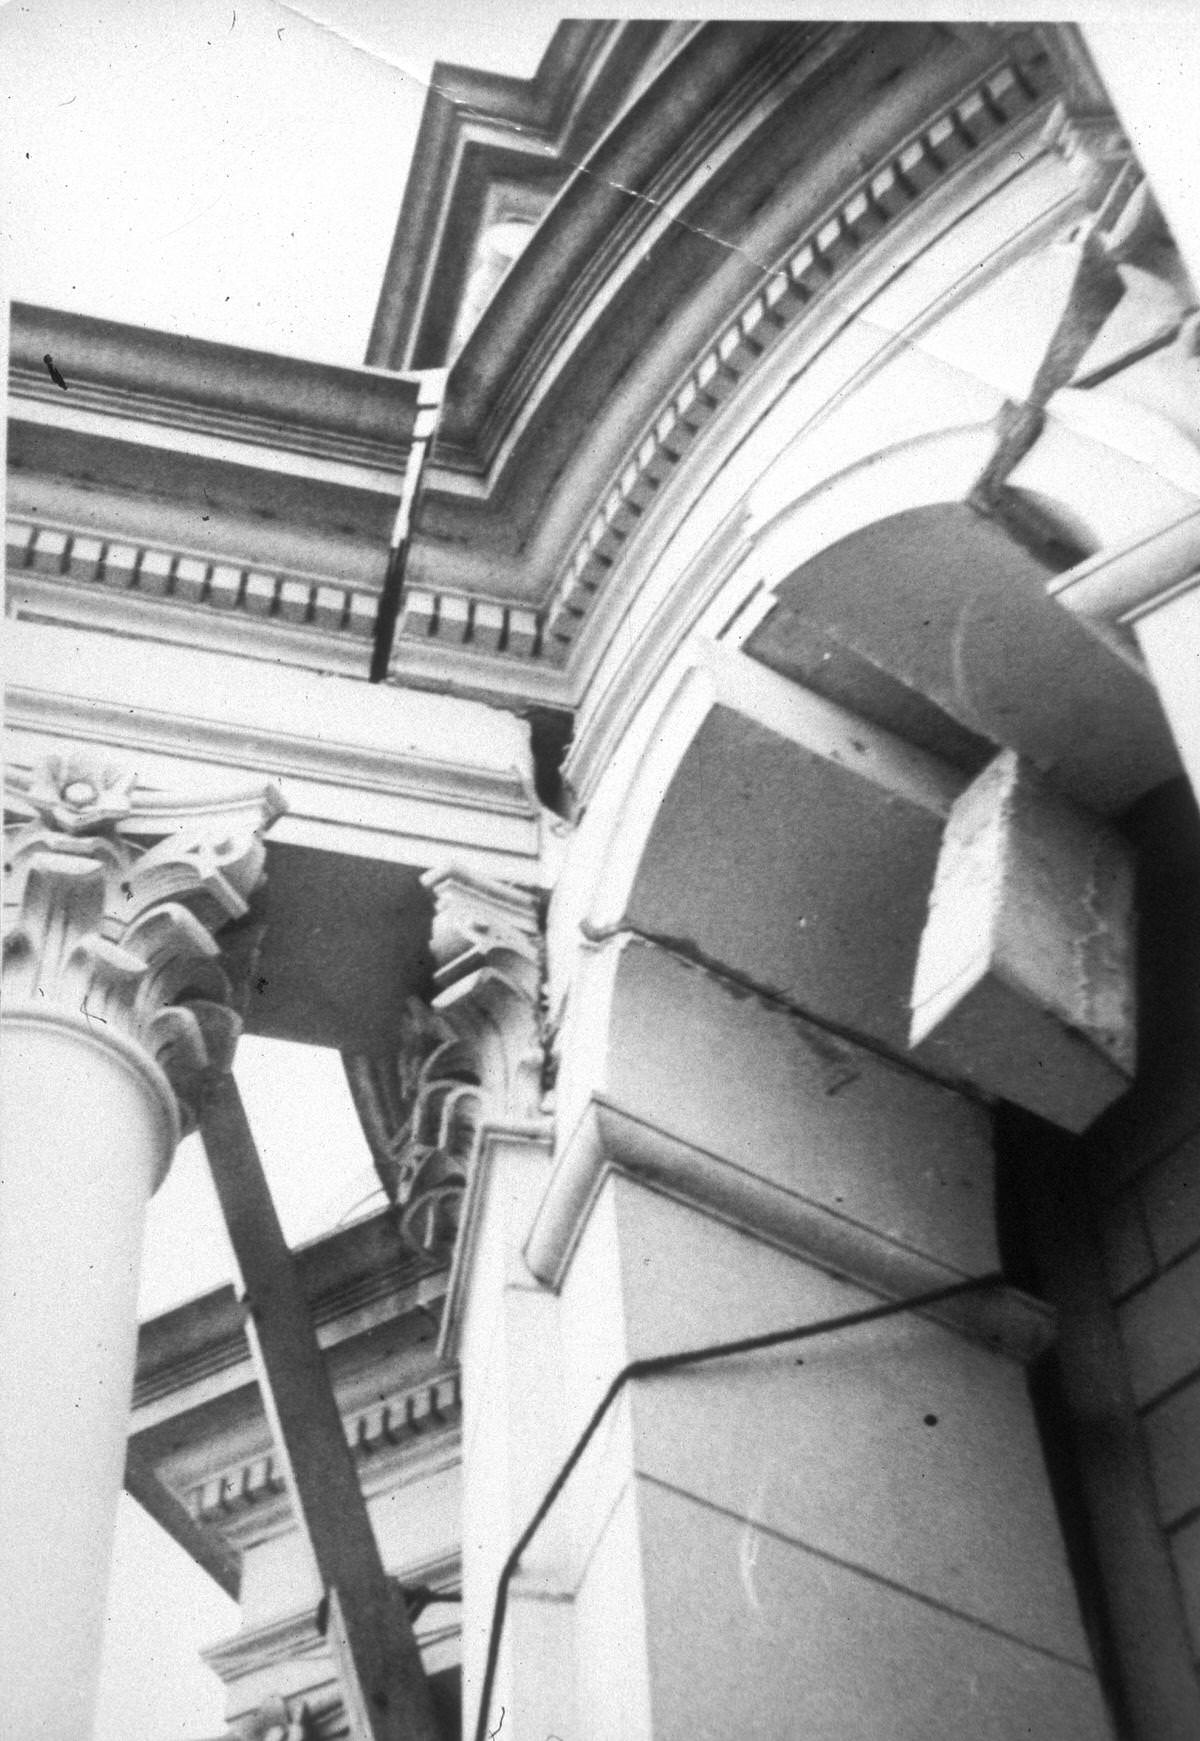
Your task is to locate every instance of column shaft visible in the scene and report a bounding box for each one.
[0,1017,173,1739]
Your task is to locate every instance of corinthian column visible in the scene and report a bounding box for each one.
[0,753,284,1741]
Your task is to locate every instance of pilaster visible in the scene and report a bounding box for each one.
[523,923,1114,1739]
[344,863,545,1261]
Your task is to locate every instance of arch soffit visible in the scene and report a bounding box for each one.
[550,473,1180,1033]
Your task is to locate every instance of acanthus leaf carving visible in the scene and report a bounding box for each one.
[343,865,543,1259]
[3,751,285,1148]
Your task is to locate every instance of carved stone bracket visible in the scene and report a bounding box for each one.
[3,752,285,1153]
[344,866,542,1258]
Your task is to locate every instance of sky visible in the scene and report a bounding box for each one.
[1,4,557,1733]
[0,0,557,365]
[4,0,1199,1734]
[96,1038,386,1741]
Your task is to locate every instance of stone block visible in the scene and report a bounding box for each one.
[926,111,974,170]
[1142,1131,1200,1270]
[208,564,243,610]
[598,1177,1088,1664]
[673,376,712,432]
[65,535,104,583]
[6,521,34,570]
[137,548,173,595]
[1143,1376,1200,1528]
[909,750,1136,1133]
[841,186,888,244]
[654,403,694,462]
[505,608,539,659]
[1098,1186,1156,1298]
[436,593,470,644]
[397,589,435,638]
[173,557,208,603]
[277,578,312,624]
[715,317,764,379]
[29,527,69,575]
[869,164,910,219]
[1171,1513,1200,1659]
[471,600,505,653]
[814,214,857,275]
[630,1478,1110,1741]
[102,544,139,589]
[345,590,377,639]
[546,602,582,649]
[1119,1247,1200,1407]
[761,268,809,327]
[897,136,941,193]
[596,938,998,1277]
[693,348,739,406]
[312,584,347,630]
[243,572,277,617]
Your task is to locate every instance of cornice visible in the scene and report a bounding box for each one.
[4,33,1066,721]
[132,1210,447,1415]
[538,60,1051,661]
[7,515,384,660]
[9,302,423,472]
[365,23,678,372]
[203,1550,461,1686]
[184,1369,461,1542]
[7,308,439,681]
[455,23,834,471]
[393,33,1059,680]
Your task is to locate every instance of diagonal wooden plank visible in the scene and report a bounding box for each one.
[200,1073,439,1741]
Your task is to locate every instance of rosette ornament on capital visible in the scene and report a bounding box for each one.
[3,751,285,1151]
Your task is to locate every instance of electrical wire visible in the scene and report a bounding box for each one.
[471,1268,1005,1741]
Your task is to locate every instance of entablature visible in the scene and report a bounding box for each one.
[6,302,437,676]
[388,23,1061,661]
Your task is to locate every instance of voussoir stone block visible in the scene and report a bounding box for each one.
[909,748,1136,1132]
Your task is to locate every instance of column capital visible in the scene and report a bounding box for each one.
[344,865,544,1256]
[3,751,285,1163]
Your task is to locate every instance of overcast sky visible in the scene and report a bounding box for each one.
[2,5,558,1733]
[1,0,556,364]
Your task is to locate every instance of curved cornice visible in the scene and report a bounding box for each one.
[398,24,1060,660]
[366,21,682,372]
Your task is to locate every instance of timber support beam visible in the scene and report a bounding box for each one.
[200,1074,440,1741]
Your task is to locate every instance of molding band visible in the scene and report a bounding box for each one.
[524,1095,1055,1364]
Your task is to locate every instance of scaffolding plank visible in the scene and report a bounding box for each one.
[200,1073,439,1741]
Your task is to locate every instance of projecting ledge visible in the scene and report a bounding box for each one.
[523,1095,1054,1365]
[909,749,1137,1132]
